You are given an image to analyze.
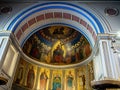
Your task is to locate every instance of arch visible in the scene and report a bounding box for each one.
[5,2,104,47]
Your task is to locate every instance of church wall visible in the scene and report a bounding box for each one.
[87,3,120,33]
[12,58,94,90]
[0,3,32,31]
[0,1,120,90]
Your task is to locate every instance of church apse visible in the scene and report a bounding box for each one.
[22,25,92,65]
[12,25,93,90]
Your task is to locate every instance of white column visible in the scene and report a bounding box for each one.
[117,54,120,79]
[109,40,120,80]
[0,31,20,90]
[93,51,104,81]
[0,36,9,68]
[94,38,120,81]
[112,53,120,80]
[0,32,11,89]
[100,40,113,79]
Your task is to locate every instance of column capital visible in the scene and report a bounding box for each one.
[0,30,12,37]
[97,33,120,40]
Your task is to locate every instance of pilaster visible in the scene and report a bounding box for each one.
[92,33,120,89]
[0,30,20,89]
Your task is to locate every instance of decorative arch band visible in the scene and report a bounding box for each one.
[6,2,104,47]
[7,2,104,32]
[16,11,97,43]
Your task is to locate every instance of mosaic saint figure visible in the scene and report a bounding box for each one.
[84,43,91,57]
[15,62,24,84]
[29,35,41,59]
[66,71,74,90]
[27,66,35,89]
[53,45,64,63]
[65,51,72,64]
[40,70,48,90]
[52,74,61,90]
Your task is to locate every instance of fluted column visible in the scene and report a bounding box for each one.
[0,31,20,90]
[94,34,120,81]
[0,31,10,68]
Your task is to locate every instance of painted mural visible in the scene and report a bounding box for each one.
[65,70,75,90]
[40,69,48,90]
[12,58,94,90]
[51,70,62,90]
[22,25,91,65]
[27,66,35,88]
[13,58,37,89]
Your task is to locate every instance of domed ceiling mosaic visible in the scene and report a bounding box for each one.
[22,25,91,65]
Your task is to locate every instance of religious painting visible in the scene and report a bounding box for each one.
[76,62,94,90]
[12,58,37,90]
[51,70,63,90]
[39,68,50,90]
[77,66,86,90]
[14,58,26,85]
[22,25,92,65]
[65,69,75,90]
[26,65,36,89]
[12,57,94,90]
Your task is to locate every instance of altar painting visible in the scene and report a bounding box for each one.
[65,69,75,90]
[26,65,36,89]
[51,70,63,90]
[13,58,37,89]
[77,67,86,90]
[39,68,50,90]
[12,58,94,90]
[22,25,92,65]
[14,58,26,85]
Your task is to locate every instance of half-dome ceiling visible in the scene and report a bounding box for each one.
[22,25,91,65]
